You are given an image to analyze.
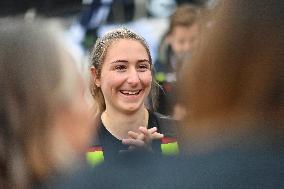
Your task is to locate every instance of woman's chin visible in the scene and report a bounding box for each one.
[119,103,144,114]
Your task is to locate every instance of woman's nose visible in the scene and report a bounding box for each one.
[127,68,140,85]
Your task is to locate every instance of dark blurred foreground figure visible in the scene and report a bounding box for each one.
[0,19,95,189]
[52,0,284,188]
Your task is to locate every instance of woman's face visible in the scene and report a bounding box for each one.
[98,39,152,113]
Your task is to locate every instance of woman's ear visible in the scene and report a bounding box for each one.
[90,66,101,87]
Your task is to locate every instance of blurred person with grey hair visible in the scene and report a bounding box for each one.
[0,18,96,189]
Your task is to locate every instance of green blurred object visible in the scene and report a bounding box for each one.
[86,151,104,167]
[161,142,179,155]
[155,72,166,82]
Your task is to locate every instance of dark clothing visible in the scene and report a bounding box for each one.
[154,40,192,116]
[51,143,284,189]
[50,123,284,189]
[95,111,162,161]
[79,0,135,29]
[88,111,179,163]
[154,45,179,116]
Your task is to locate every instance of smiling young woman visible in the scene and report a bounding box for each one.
[87,28,179,165]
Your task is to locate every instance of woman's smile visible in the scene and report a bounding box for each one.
[120,89,142,95]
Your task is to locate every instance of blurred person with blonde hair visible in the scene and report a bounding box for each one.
[0,19,95,189]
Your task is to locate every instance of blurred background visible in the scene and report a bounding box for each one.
[0,0,213,67]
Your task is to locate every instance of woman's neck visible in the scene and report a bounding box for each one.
[101,107,149,140]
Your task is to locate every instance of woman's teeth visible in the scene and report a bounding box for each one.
[120,90,141,95]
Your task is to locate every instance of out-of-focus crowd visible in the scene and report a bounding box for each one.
[1,0,283,188]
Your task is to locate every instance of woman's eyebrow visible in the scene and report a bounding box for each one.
[110,59,150,64]
[137,59,150,63]
[110,60,128,64]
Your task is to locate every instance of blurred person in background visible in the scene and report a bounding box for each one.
[86,28,179,166]
[147,0,207,18]
[73,0,136,51]
[53,0,283,188]
[0,0,82,17]
[0,18,95,189]
[154,4,202,119]
[70,0,208,53]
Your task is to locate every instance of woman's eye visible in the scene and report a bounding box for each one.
[114,65,127,71]
[137,64,150,71]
